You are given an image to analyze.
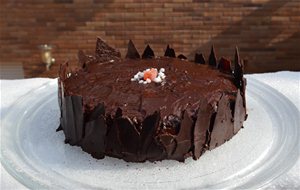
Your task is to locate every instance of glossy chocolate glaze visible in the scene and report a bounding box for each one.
[57,39,247,162]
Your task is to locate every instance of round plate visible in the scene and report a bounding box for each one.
[1,78,299,189]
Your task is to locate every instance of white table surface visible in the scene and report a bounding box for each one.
[1,72,299,189]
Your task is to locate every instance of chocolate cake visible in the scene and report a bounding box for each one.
[57,38,247,162]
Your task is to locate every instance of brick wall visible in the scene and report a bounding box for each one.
[1,0,299,77]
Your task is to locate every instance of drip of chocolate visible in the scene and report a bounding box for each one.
[195,53,205,64]
[142,45,155,59]
[208,45,217,66]
[95,37,121,62]
[164,45,176,58]
[126,40,140,59]
[177,54,187,60]
[218,57,232,73]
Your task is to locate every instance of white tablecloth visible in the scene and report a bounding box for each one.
[1,72,299,189]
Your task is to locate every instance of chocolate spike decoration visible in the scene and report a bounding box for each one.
[164,45,176,58]
[233,47,244,89]
[125,40,140,59]
[78,50,97,69]
[142,45,155,59]
[195,53,205,64]
[208,45,217,66]
[78,50,87,69]
[177,54,187,60]
[218,57,232,73]
[59,61,69,81]
[95,37,121,62]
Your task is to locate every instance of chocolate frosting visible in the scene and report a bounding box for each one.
[57,39,247,162]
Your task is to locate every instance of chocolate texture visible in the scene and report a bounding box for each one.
[195,53,205,64]
[58,39,247,162]
[142,45,155,59]
[164,45,176,58]
[209,45,217,66]
[126,40,140,59]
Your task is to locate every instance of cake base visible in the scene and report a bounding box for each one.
[57,38,247,162]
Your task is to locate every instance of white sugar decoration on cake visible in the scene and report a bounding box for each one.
[131,67,166,84]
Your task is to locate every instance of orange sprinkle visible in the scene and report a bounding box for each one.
[143,68,158,81]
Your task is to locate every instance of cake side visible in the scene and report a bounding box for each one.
[57,38,247,162]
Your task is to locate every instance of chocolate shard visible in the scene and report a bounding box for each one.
[209,94,234,150]
[59,62,69,81]
[164,45,176,58]
[87,103,105,122]
[233,47,244,89]
[115,107,122,118]
[233,89,246,134]
[61,96,84,145]
[193,98,214,159]
[159,134,176,157]
[208,45,217,66]
[195,53,205,64]
[140,112,160,154]
[177,54,187,60]
[117,117,140,161]
[172,110,193,161]
[105,118,122,158]
[146,139,167,162]
[77,50,97,69]
[139,111,167,161]
[95,37,121,62]
[56,124,62,132]
[125,40,140,59]
[78,50,87,68]
[142,45,155,59]
[242,77,247,108]
[81,116,107,159]
[218,57,232,73]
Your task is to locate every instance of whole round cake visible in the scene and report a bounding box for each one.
[57,38,247,162]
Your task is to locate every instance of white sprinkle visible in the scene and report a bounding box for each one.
[146,78,151,83]
[146,68,150,71]
[138,72,144,77]
[161,75,166,79]
[131,78,136,81]
[143,81,148,84]
[134,75,139,80]
[139,80,144,84]
[159,72,165,77]
[153,77,162,83]
[159,68,165,73]
[109,60,114,62]
[67,73,72,78]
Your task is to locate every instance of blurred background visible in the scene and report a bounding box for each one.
[0,0,299,79]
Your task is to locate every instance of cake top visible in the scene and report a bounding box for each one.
[59,38,245,124]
